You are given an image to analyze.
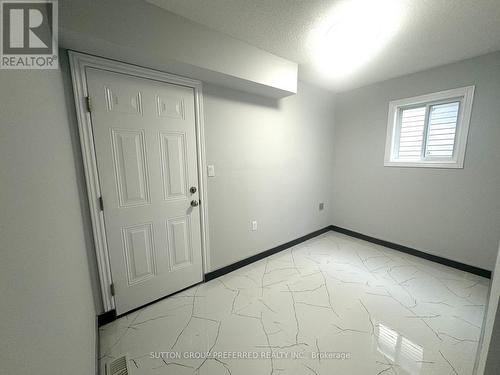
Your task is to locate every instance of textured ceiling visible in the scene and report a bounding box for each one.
[147,0,500,92]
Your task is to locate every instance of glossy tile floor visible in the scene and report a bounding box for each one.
[100,232,489,374]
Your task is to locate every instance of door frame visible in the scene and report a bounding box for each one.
[68,51,211,312]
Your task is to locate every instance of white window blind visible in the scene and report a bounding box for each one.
[398,107,426,159]
[397,102,460,159]
[425,102,460,157]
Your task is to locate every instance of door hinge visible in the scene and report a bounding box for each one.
[98,196,104,211]
[110,283,115,296]
[85,96,92,112]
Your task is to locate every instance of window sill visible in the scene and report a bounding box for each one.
[384,160,464,169]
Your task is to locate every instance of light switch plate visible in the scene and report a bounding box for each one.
[207,164,216,177]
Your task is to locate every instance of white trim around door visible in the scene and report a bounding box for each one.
[68,51,211,312]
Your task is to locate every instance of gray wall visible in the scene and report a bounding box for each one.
[204,82,335,271]
[332,51,500,271]
[0,66,97,373]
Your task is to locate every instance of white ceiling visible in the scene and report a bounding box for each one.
[147,0,500,92]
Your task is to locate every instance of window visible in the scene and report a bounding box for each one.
[384,86,475,168]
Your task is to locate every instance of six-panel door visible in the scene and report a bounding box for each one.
[86,68,203,315]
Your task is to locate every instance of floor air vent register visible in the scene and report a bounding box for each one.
[106,355,129,375]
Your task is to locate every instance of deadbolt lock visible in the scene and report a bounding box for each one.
[190,186,197,194]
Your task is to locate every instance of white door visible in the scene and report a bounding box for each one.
[86,68,203,315]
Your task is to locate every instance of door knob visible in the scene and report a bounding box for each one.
[190,186,197,194]
[190,200,199,207]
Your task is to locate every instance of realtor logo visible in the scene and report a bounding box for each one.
[1,0,58,69]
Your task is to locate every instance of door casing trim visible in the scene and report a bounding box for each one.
[69,51,211,312]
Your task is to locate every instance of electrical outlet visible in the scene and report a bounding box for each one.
[319,202,325,211]
[251,220,258,231]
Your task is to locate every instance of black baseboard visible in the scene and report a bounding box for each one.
[205,226,332,281]
[98,224,489,327]
[329,225,491,279]
[97,309,116,327]
[97,227,331,326]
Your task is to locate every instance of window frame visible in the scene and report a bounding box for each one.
[384,86,475,169]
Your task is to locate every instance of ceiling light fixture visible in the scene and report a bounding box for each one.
[309,0,404,79]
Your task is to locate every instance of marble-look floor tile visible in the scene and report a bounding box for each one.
[99,232,489,375]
